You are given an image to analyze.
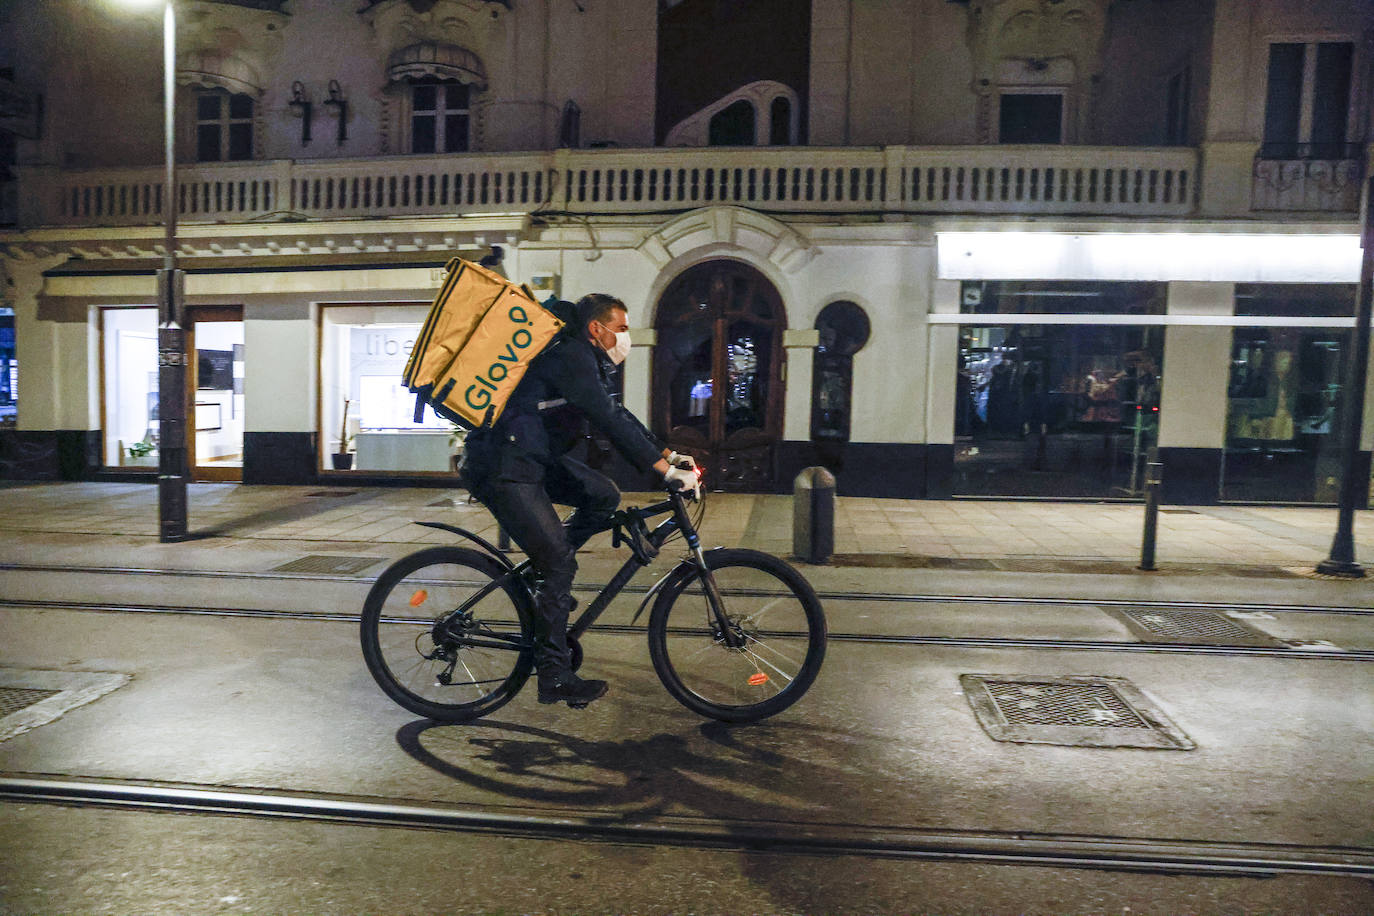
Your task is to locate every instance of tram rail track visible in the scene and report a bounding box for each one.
[3,596,1371,661]
[1,774,1371,879]
[2,561,1372,617]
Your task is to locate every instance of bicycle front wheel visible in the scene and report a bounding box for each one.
[647,548,827,722]
[360,546,534,722]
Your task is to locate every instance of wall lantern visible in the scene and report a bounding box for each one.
[287,80,312,144]
[324,79,348,145]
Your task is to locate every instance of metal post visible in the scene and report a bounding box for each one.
[1139,447,1162,571]
[1316,175,1374,578]
[156,0,189,543]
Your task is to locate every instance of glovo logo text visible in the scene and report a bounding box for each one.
[464,301,538,411]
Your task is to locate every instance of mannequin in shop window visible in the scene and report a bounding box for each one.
[1080,358,1123,424]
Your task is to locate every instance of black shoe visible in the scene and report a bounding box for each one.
[537,672,608,708]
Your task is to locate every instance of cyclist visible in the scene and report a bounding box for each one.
[459,293,699,708]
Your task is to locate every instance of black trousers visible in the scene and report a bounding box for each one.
[473,456,620,674]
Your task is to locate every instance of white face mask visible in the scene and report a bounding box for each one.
[605,330,632,366]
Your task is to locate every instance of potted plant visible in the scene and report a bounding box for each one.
[332,398,355,470]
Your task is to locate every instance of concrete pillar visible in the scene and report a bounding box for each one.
[242,303,317,484]
[922,277,960,497]
[1158,281,1233,503]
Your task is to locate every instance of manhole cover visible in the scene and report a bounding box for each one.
[960,674,1194,749]
[0,669,130,743]
[0,688,60,717]
[304,490,359,498]
[1110,608,1283,646]
[271,555,385,575]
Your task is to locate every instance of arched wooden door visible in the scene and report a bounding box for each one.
[652,260,785,492]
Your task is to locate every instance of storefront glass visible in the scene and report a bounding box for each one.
[101,307,159,468]
[320,305,453,473]
[192,318,245,473]
[1222,284,1356,503]
[954,282,1165,498]
[0,307,15,427]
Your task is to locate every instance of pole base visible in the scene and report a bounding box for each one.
[1314,558,1367,578]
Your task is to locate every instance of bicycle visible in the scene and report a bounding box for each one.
[360,486,827,723]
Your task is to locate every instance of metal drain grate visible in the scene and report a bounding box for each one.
[304,490,359,498]
[271,555,385,575]
[960,674,1194,749]
[0,688,60,717]
[981,679,1151,729]
[1111,608,1282,646]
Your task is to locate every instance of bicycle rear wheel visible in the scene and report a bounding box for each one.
[360,546,534,722]
[647,548,827,722]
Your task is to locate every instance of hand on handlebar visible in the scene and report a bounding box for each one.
[663,464,702,501]
[667,450,696,470]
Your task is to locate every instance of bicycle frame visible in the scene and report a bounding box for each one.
[567,491,722,642]
[433,490,738,650]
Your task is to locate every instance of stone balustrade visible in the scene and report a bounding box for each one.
[13,144,1215,228]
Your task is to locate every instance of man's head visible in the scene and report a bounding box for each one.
[576,294,629,362]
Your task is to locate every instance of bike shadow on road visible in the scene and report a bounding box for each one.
[395,714,902,826]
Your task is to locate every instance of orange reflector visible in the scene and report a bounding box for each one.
[409,589,428,607]
[748,672,769,686]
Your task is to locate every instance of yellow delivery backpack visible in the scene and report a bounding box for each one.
[403,257,565,429]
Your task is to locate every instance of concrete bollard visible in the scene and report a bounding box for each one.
[793,466,836,564]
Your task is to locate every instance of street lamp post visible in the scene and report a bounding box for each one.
[138,0,190,541]
[1316,174,1374,578]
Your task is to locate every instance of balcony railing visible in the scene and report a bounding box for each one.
[19,145,1202,229]
[1251,157,1363,212]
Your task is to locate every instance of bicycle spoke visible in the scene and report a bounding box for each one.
[740,644,795,684]
[650,553,824,719]
[361,548,533,722]
[742,632,805,670]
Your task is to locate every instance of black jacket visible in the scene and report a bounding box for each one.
[465,334,662,484]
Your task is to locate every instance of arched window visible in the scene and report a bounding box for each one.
[708,100,755,146]
[769,97,792,146]
[811,301,870,467]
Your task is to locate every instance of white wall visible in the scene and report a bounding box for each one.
[244,313,314,433]
[1158,281,1234,450]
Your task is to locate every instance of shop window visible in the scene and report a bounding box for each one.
[320,305,455,474]
[954,282,1166,499]
[709,100,755,146]
[961,281,1165,316]
[810,301,870,471]
[196,90,255,162]
[100,307,160,468]
[998,92,1063,144]
[410,78,470,154]
[1261,41,1356,159]
[0,307,14,428]
[1222,284,1357,503]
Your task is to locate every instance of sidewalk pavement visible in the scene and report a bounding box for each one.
[2,479,1372,580]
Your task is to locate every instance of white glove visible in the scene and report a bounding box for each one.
[667,450,696,470]
[663,465,701,501]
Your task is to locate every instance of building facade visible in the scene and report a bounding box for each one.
[0,0,1369,504]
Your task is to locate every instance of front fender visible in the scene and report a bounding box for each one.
[631,548,726,626]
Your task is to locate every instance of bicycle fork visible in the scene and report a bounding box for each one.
[673,498,745,650]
